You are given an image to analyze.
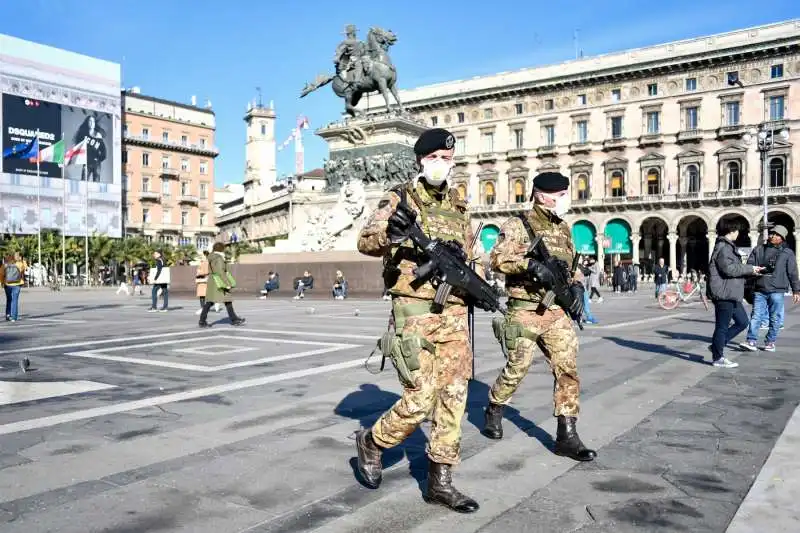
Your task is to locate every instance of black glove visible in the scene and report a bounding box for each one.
[444,240,467,262]
[387,206,415,244]
[568,282,585,317]
[527,259,556,288]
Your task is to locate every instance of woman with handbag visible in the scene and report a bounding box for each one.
[199,243,246,328]
[195,249,222,315]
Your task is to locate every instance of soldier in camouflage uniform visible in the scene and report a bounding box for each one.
[354,128,480,513]
[482,172,597,462]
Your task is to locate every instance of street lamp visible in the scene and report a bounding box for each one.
[742,123,790,242]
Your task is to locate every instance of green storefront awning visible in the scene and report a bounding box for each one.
[571,221,597,255]
[480,225,500,253]
[604,220,631,254]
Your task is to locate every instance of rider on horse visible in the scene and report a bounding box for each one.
[333,24,373,86]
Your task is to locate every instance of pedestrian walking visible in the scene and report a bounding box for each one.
[653,258,669,298]
[195,249,222,315]
[483,171,596,463]
[2,253,27,322]
[148,251,169,312]
[707,219,764,368]
[199,243,245,327]
[740,225,800,352]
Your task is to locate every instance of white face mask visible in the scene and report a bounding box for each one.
[420,159,453,187]
[553,195,571,217]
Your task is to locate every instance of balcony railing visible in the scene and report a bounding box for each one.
[568,142,590,154]
[537,145,557,157]
[505,149,527,160]
[716,124,745,139]
[139,191,161,202]
[123,133,220,155]
[638,134,663,147]
[180,195,199,204]
[477,152,497,163]
[677,129,702,143]
[159,168,181,179]
[602,137,625,150]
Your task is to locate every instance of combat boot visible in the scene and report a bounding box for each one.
[423,462,479,513]
[482,402,504,440]
[355,429,383,489]
[554,415,597,462]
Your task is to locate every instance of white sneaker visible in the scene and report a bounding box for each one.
[195,308,202,315]
[597,297,604,303]
[293,295,300,300]
[214,305,222,313]
[713,357,739,368]
[739,341,758,352]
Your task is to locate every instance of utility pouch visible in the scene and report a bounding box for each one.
[504,322,525,351]
[388,332,433,388]
[492,316,509,358]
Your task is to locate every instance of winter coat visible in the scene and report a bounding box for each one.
[205,252,233,304]
[707,237,755,301]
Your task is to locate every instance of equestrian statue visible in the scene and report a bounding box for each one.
[301,24,405,117]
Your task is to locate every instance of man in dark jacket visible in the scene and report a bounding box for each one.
[707,219,763,368]
[653,258,669,298]
[740,225,800,352]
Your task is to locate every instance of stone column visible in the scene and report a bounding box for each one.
[707,232,716,260]
[749,230,760,249]
[668,232,678,275]
[643,236,653,262]
[679,237,688,275]
[631,232,641,264]
[794,230,800,272]
[595,235,605,271]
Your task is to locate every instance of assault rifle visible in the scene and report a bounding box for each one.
[396,201,506,316]
[518,217,583,330]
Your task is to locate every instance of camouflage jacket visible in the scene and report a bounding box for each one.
[491,205,576,304]
[357,179,480,305]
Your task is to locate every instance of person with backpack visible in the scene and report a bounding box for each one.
[1,253,27,322]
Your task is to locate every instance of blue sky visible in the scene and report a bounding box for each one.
[2,0,797,187]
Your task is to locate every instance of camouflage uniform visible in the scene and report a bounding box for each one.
[357,179,475,465]
[488,205,580,416]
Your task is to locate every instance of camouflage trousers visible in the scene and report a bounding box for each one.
[371,297,471,465]
[489,303,580,417]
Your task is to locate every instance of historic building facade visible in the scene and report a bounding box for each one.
[121,89,219,250]
[367,20,800,275]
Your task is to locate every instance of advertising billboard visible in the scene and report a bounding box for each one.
[0,93,121,238]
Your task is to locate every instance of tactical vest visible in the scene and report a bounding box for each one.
[505,206,575,303]
[384,180,470,303]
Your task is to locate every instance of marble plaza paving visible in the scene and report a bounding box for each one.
[0,288,797,532]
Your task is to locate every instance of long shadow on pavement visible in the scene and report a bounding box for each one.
[603,336,710,365]
[335,383,429,492]
[465,379,556,452]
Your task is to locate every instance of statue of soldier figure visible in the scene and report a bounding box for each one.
[302,24,405,117]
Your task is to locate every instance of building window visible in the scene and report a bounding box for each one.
[513,129,524,149]
[543,125,555,146]
[769,95,785,121]
[457,112,465,123]
[181,135,188,146]
[199,183,208,199]
[455,136,466,156]
[611,117,623,139]
[431,116,438,126]
[647,83,658,96]
[143,208,150,223]
[142,153,150,167]
[544,99,554,111]
[515,103,524,115]
[610,170,625,197]
[769,158,786,187]
[162,131,169,142]
[575,174,589,200]
[197,236,210,249]
[260,124,266,136]
[41,208,52,228]
[685,107,698,130]
[181,211,189,225]
[725,101,740,126]
[142,177,150,192]
[727,161,741,190]
[646,168,661,195]
[484,182,496,205]
[161,155,170,169]
[162,210,171,224]
[180,159,189,172]
[123,124,129,137]
[141,128,149,139]
[456,183,467,201]
[199,138,207,148]
[611,89,621,103]
[481,132,494,153]
[576,120,588,143]
[161,180,170,196]
[182,181,192,196]
[646,111,660,134]
[199,212,207,226]
[199,161,208,174]
[122,150,128,164]
[686,78,697,91]
[771,64,784,79]
[483,108,493,120]
[122,174,128,189]
[685,164,700,192]
[123,209,129,224]
[577,94,587,106]
[513,179,525,203]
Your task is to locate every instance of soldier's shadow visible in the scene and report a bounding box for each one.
[335,384,429,491]
[465,379,556,452]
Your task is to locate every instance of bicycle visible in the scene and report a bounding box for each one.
[658,280,709,311]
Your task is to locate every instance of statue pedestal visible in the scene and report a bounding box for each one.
[317,113,427,161]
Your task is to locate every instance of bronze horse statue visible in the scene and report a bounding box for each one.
[302,27,405,117]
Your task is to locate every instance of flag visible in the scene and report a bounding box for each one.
[31,139,65,164]
[3,137,38,159]
[64,138,87,166]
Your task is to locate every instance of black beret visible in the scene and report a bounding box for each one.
[532,172,569,193]
[413,128,456,157]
